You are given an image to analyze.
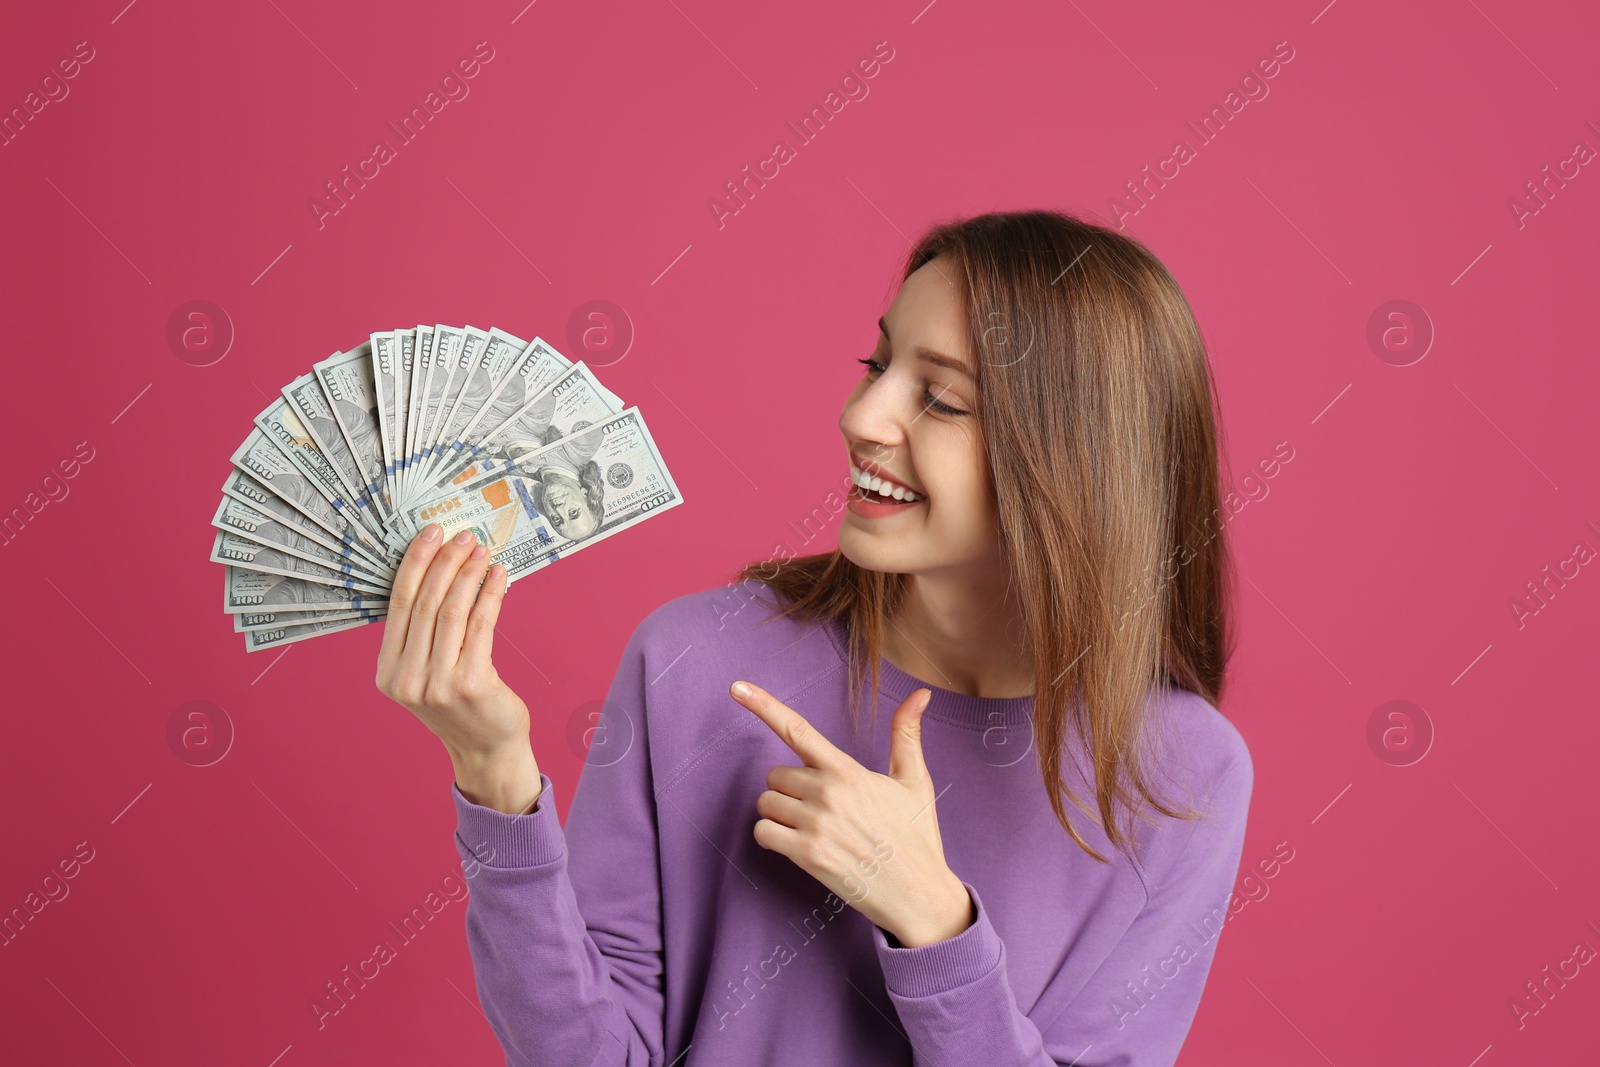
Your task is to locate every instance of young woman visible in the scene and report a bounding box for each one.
[375,210,1253,1067]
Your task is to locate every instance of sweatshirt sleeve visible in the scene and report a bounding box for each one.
[450,616,665,1067]
[869,754,1253,1067]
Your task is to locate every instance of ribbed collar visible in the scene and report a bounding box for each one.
[822,615,1035,728]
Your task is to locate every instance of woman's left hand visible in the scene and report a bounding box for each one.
[729,680,976,948]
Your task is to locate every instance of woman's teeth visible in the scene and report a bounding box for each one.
[851,464,924,503]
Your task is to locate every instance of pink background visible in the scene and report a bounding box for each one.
[3,0,1598,1063]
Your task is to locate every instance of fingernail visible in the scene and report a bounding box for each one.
[731,681,751,698]
[453,530,474,545]
[422,524,441,542]
[470,544,486,560]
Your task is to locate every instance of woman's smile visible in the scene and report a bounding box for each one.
[846,460,926,519]
[847,476,925,519]
[849,461,925,503]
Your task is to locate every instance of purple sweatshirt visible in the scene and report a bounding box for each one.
[450,583,1253,1066]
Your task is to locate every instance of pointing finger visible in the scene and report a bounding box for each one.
[731,680,849,772]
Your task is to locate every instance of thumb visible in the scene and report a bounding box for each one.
[887,688,933,786]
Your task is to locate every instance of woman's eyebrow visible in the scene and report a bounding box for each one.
[878,316,976,381]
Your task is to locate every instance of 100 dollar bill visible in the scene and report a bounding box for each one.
[403,407,683,584]
[211,496,394,583]
[398,360,623,533]
[223,566,389,612]
[211,529,389,594]
[233,606,379,631]
[245,612,384,651]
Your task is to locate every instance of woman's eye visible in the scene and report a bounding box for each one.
[923,390,968,417]
[855,356,969,417]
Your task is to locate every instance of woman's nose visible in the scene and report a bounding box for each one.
[839,378,905,448]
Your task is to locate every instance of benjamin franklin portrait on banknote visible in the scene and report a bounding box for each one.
[503,429,605,542]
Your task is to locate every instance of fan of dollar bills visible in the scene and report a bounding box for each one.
[211,325,685,652]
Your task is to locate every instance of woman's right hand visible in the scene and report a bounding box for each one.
[375,523,542,815]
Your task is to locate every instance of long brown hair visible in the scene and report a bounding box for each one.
[733,210,1238,864]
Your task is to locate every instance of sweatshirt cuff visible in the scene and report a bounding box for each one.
[451,771,566,870]
[872,879,1004,998]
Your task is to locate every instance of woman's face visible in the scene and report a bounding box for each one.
[837,256,1003,578]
